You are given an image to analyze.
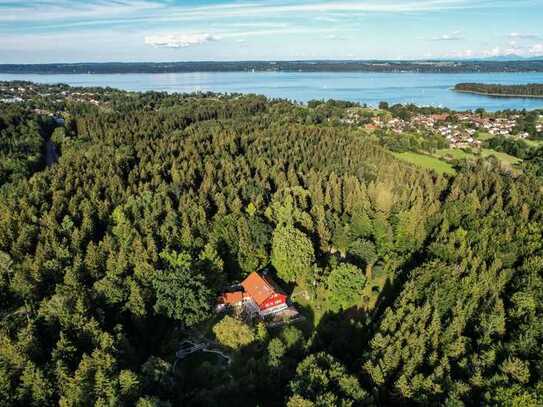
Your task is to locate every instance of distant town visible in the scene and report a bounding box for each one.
[360,110,542,149]
[0,81,112,106]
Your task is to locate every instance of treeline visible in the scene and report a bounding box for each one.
[485,137,543,179]
[2,60,543,74]
[0,85,543,406]
[455,83,543,98]
[487,136,533,159]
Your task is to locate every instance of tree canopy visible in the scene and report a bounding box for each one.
[272,224,316,284]
[1,81,543,406]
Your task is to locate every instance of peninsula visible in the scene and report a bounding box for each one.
[454,82,543,98]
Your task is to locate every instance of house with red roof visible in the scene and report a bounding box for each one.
[217,272,288,317]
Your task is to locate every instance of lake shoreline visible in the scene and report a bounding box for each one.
[3,71,543,111]
[454,89,543,99]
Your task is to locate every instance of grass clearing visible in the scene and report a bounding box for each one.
[435,146,522,172]
[475,131,494,141]
[360,272,389,311]
[480,148,522,168]
[434,148,476,161]
[291,285,330,329]
[524,139,543,148]
[394,145,521,176]
[393,151,456,175]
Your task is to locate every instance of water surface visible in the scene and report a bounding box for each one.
[2,71,543,111]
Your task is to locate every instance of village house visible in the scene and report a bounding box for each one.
[217,272,288,317]
[361,110,540,149]
[430,113,450,122]
[364,123,379,131]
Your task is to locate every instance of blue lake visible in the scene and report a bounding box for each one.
[2,71,543,111]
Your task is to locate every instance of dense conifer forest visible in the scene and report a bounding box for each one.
[1,82,543,406]
[455,83,543,98]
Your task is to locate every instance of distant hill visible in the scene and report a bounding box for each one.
[2,60,543,74]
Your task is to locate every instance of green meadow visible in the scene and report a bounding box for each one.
[393,151,456,175]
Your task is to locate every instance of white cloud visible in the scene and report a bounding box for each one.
[143,26,339,49]
[442,42,543,59]
[430,31,463,41]
[527,43,543,55]
[482,46,511,57]
[0,0,508,25]
[508,32,539,40]
[484,42,543,57]
[224,28,336,39]
[144,33,219,48]
[0,0,165,23]
[444,49,474,58]
[154,0,508,25]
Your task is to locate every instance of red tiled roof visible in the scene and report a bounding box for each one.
[241,272,282,306]
[219,291,244,305]
[431,114,450,121]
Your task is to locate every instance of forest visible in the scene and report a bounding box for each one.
[455,83,543,98]
[1,82,543,406]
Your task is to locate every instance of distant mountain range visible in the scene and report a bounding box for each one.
[1,60,543,74]
[471,55,543,62]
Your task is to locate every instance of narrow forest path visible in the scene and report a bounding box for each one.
[45,139,59,166]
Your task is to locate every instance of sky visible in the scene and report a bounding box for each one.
[1,0,543,63]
